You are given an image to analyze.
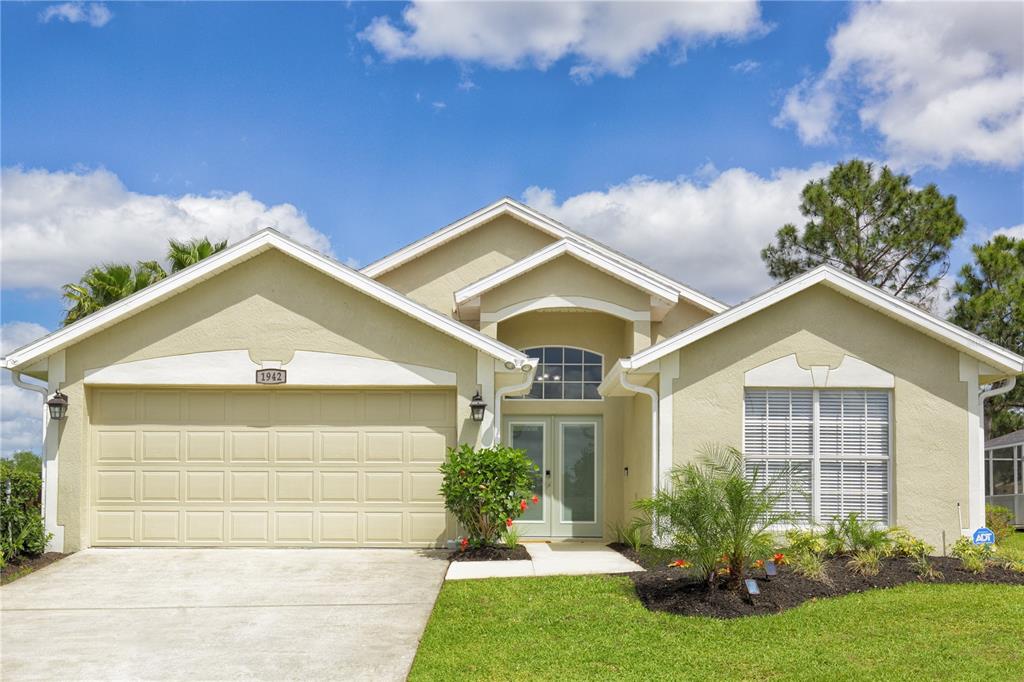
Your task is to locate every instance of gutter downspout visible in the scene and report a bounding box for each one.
[492,366,536,446]
[10,371,50,517]
[618,366,659,498]
[980,376,1016,403]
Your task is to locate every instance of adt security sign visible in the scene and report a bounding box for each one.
[972,527,996,546]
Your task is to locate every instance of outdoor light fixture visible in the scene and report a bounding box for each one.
[765,560,777,577]
[47,390,69,421]
[744,579,761,596]
[469,391,487,422]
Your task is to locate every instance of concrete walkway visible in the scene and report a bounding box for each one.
[446,541,643,580]
[1,548,449,681]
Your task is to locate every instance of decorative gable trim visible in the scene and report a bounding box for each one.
[743,354,895,389]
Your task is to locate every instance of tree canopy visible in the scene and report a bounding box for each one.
[948,235,1024,437]
[761,160,965,306]
[61,236,228,326]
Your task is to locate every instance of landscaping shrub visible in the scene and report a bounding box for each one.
[634,444,791,589]
[790,549,829,582]
[439,444,537,548]
[887,527,934,558]
[1,457,51,567]
[986,504,1015,543]
[847,549,881,576]
[500,526,521,550]
[823,513,892,555]
[609,520,645,551]
[784,528,827,556]
[951,536,994,574]
[910,553,943,580]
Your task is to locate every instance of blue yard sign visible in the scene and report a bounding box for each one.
[972,527,996,545]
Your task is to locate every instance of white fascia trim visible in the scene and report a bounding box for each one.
[361,197,727,314]
[625,265,1024,376]
[481,296,651,323]
[454,239,678,304]
[2,229,529,371]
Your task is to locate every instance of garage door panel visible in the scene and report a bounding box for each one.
[276,431,315,461]
[231,431,270,461]
[141,431,180,462]
[90,389,452,547]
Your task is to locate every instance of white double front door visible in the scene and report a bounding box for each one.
[505,416,602,538]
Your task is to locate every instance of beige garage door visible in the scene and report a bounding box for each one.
[89,388,454,547]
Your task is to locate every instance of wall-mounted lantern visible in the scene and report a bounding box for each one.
[469,391,487,422]
[47,390,69,421]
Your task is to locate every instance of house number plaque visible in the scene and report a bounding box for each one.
[255,368,287,385]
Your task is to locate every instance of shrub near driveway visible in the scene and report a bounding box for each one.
[410,575,1024,681]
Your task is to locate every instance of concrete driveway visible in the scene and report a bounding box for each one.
[1,548,449,681]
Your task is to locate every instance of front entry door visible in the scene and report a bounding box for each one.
[506,417,602,537]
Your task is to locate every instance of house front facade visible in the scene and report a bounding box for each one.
[4,198,1021,552]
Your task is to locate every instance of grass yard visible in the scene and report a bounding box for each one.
[1003,530,1024,552]
[410,575,1024,681]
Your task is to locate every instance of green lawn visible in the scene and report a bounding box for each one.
[411,575,1024,681]
[1002,530,1024,552]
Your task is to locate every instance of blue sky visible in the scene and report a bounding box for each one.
[1,1,1022,452]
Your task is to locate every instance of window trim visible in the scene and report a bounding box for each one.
[985,443,1022,496]
[506,345,605,402]
[742,388,893,527]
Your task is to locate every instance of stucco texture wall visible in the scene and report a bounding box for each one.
[374,215,557,316]
[653,300,714,342]
[56,249,482,550]
[479,254,652,317]
[498,311,629,536]
[670,285,969,548]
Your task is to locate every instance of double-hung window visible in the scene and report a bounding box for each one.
[744,389,891,525]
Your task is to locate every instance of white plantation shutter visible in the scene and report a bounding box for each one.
[744,388,890,525]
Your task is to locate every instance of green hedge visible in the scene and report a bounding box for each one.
[1,455,50,566]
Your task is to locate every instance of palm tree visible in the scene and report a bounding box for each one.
[61,260,167,326]
[167,237,228,273]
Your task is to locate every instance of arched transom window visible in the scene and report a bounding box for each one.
[512,346,604,400]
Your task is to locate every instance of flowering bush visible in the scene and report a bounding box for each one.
[439,443,537,548]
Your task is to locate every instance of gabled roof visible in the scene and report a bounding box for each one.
[621,265,1024,376]
[454,239,679,305]
[2,229,531,372]
[361,197,727,314]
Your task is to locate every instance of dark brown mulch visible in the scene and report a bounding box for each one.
[1,552,67,585]
[450,544,530,562]
[630,555,1024,618]
[608,542,665,571]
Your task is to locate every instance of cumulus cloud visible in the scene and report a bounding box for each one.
[39,2,112,28]
[0,167,333,291]
[992,224,1024,240]
[1,322,51,457]
[775,2,1024,169]
[360,1,766,80]
[523,163,831,303]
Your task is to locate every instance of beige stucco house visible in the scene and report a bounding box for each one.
[4,198,1021,552]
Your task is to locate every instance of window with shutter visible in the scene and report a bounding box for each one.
[743,388,891,526]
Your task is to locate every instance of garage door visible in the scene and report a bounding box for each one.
[89,388,454,547]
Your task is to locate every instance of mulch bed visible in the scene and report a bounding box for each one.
[1,552,67,585]
[629,555,1024,619]
[449,544,531,562]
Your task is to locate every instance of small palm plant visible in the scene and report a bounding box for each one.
[635,444,791,590]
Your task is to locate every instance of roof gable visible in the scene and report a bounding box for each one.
[2,229,531,371]
[624,265,1024,376]
[455,239,679,305]
[362,198,727,314]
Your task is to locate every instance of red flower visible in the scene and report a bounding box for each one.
[773,553,787,565]
[531,495,539,504]
[506,518,513,527]
[669,559,690,568]
[520,500,528,511]
[459,537,469,550]
[753,559,764,569]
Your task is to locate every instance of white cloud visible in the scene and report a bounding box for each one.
[360,1,766,80]
[0,167,333,291]
[731,59,760,74]
[39,2,112,28]
[431,101,447,111]
[993,224,1024,240]
[1,322,51,457]
[776,2,1024,169]
[523,163,831,303]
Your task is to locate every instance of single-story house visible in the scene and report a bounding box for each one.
[4,198,1021,552]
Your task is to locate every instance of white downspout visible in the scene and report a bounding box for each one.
[980,376,1016,403]
[10,371,50,517]
[619,367,659,498]
[492,365,536,445]
[973,376,1017,532]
